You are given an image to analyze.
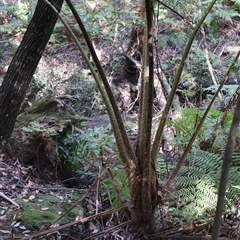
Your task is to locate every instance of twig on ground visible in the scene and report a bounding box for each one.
[0,191,20,207]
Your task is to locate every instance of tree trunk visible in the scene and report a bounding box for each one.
[130,164,158,233]
[212,94,240,239]
[129,0,159,233]
[0,0,64,150]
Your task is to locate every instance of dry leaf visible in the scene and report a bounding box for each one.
[41,207,49,211]
[29,195,35,200]
[11,220,16,226]
[0,215,7,220]
[13,222,21,227]
[27,180,34,187]
[0,230,11,234]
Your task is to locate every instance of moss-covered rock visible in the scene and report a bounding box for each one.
[15,193,84,229]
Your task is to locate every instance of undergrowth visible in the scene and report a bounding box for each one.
[55,126,116,178]
[102,169,129,207]
[168,107,236,151]
[165,149,240,225]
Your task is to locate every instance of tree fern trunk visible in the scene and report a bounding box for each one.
[130,163,158,232]
[130,0,158,233]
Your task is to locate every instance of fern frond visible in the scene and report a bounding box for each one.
[158,35,169,49]
[174,175,199,187]
[165,149,240,223]
[169,31,187,49]
[215,9,240,23]
[101,169,129,207]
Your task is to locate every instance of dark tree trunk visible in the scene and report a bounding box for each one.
[0,0,64,150]
[130,165,158,233]
[129,0,159,233]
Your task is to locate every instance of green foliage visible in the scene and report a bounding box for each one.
[67,73,102,116]
[102,169,129,207]
[21,118,72,136]
[158,30,187,50]
[55,127,115,176]
[0,0,141,56]
[168,108,234,151]
[204,84,240,96]
[164,0,240,24]
[0,1,35,33]
[187,45,211,86]
[12,2,31,23]
[22,121,49,134]
[165,149,240,224]
[33,64,103,116]
[2,0,239,230]
[158,0,239,89]
[160,36,232,89]
[187,41,229,87]
[60,0,141,41]
[16,193,84,228]
[156,155,175,180]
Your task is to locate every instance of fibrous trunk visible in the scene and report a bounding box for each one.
[130,164,158,233]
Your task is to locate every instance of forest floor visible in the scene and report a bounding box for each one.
[1,2,240,239]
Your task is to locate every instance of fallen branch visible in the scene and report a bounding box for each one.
[0,191,20,207]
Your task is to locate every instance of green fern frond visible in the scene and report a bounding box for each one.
[188,150,222,170]
[169,31,187,49]
[179,166,205,177]
[158,35,169,49]
[165,149,240,223]
[157,156,175,179]
[174,175,199,187]
[232,153,240,165]
[102,169,129,207]
[215,9,240,23]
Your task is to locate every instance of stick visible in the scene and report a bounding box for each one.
[0,192,20,207]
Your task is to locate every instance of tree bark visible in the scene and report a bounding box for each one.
[0,0,64,150]
[211,94,240,239]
